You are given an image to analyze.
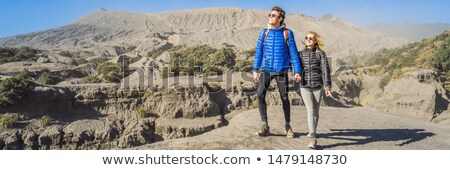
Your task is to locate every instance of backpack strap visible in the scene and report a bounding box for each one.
[263,29,270,44]
[283,28,289,47]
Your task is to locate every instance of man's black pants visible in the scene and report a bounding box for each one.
[257,71,290,126]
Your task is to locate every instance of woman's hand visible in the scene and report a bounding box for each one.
[294,73,302,83]
[325,86,332,97]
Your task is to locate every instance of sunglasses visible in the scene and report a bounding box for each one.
[305,36,315,40]
[268,14,280,18]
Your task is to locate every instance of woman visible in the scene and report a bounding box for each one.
[298,31,332,149]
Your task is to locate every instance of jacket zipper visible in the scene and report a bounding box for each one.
[308,50,312,86]
[271,30,275,72]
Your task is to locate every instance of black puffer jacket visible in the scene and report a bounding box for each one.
[299,47,331,88]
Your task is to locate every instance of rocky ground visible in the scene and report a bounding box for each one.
[136,106,450,150]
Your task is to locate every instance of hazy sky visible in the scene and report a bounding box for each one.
[0,0,449,38]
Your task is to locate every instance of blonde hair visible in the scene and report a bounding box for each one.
[305,31,324,50]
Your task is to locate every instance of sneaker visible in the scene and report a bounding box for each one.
[307,132,316,138]
[308,138,317,149]
[286,126,294,138]
[255,125,270,136]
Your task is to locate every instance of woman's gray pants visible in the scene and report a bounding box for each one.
[299,87,323,138]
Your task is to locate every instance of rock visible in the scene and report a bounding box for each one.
[324,68,383,107]
[367,69,449,121]
[95,120,121,143]
[37,57,50,63]
[291,98,301,106]
[39,125,64,149]
[144,87,221,118]
[0,130,22,150]
[47,53,76,64]
[433,110,450,125]
[358,74,383,106]
[60,119,123,149]
[0,138,4,149]
[63,120,100,149]
[22,130,39,150]
[155,117,219,140]
[241,81,257,92]
[328,69,363,105]
[111,55,129,64]
[118,118,155,148]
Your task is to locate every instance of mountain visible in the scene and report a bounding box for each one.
[0,7,408,61]
[368,23,450,42]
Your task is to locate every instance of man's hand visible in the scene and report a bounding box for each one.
[253,72,259,82]
[294,73,301,83]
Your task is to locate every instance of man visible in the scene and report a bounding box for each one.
[252,6,302,138]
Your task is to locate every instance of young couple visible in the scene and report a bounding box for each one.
[252,6,332,149]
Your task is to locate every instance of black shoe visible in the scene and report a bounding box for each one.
[255,125,270,136]
[286,126,294,138]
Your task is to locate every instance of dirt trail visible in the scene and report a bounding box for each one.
[136,106,450,150]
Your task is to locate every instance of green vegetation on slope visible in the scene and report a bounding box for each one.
[361,31,450,89]
[0,47,41,64]
[0,69,33,106]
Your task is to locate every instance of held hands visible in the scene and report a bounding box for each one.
[255,72,302,84]
[253,72,259,82]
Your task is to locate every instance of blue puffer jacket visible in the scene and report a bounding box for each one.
[252,27,302,74]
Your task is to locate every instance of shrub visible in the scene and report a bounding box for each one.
[233,60,253,72]
[59,50,73,57]
[96,62,129,83]
[241,48,256,59]
[0,47,16,57]
[137,107,148,118]
[161,67,170,79]
[0,46,40,64]
[203,66,223,76]
[208,47,236,68]
[0,113,18,128]
[37,68,58,85]
[39,115,52,127]
[166,45,216,77]
[0,69,33,106]
[379,72,392,90]
[429,40,450,73]
[165,45,239,77]
[169,45,183,52]
[80,76,102,84]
